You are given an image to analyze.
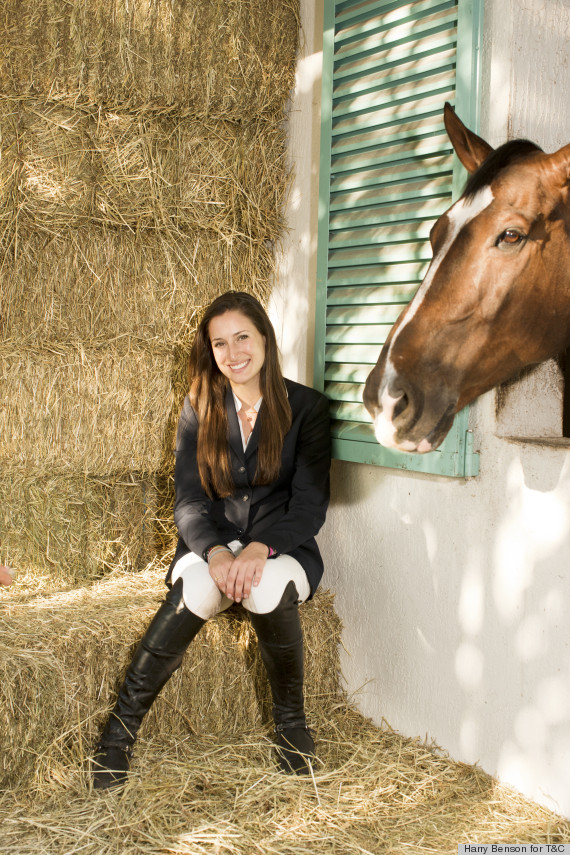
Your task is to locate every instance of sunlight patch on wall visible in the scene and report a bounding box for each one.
[493,459,569,623]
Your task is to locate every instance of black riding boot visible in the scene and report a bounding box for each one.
[92,579,205,790]
[248,580,315,775]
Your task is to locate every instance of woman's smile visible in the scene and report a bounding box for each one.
[228,359,250,371]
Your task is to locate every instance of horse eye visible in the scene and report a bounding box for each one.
[496,229,524,247]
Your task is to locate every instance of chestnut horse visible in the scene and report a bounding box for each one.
[363,103,570,453]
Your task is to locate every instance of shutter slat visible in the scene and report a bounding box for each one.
[334,32,456,84]
[325,380,365,403]
[334,51,456,100]
[330,155,453,193]
[330,420,377,442]
[327,323,395,346]
[332,69,456,120]
[330,400,373,423]
[327,283,419,304]
[335,14,457,69]
[327,304,404,325]
[330,176,452,210]
[331,116,449,156]
[328,242,431,268]
[329,197,448,230]
[334,2,457,53]
[326,342,390,363]
[325,364,373,384]
[331,133,452,174]
[335,0,444,31]
[335,0,397,22]
[329,220,432,249]
[330,192,449,216]
[327,261,428,287]
[332,89,457,138]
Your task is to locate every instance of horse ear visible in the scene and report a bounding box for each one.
[443,102,494,173]
[547,142,570,187]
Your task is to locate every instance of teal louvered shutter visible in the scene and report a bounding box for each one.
[315,0,483,477]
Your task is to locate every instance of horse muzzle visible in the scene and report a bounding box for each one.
[363,366,457,453]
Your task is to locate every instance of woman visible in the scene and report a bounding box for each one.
[93,291,331,789]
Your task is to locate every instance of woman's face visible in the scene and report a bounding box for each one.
[209,310,266,399]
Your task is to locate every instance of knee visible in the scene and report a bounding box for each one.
[164,578,186,613]
[178,573,226,621]
[243,578,299,616]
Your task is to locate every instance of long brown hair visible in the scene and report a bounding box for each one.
[188,291,292,498]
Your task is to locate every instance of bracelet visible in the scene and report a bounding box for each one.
[267,546,278,558]
[206,545,233,564]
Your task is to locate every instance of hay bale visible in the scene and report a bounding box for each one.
[0,0,299,116]
[0,228,275,347]
[0,107,285,347]
[0,342,182,474]
[0,100,288,245]
[0,0,297,600]
[0,470,175,585]
[2,571,569,852]
[0,566,342,790]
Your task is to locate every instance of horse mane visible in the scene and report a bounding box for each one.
[463,139,543,200]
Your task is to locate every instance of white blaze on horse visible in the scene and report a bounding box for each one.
[363,103,570,453]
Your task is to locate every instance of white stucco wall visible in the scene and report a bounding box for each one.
[274,0,570,818]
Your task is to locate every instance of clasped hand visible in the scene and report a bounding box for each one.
[208,542,268,603]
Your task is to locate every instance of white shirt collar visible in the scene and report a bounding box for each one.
[232,392,262,450]
[232,391,262,413]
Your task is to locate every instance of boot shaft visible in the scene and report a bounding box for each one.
[247,580,306,730]
[99,580,205,748]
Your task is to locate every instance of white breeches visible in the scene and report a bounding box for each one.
[170,540,310,620]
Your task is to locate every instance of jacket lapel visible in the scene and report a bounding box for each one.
[226,386,245,461]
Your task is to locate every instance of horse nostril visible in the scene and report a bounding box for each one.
[393,392,409,420]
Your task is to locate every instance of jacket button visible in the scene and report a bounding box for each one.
[238,466,246,473]
[242,494,248,501]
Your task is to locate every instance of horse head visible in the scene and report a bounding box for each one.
[363,104,570,453]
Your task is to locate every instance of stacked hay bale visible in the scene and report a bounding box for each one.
[0,566,342,789]
[0,0,347,808]
[0,0,299,586]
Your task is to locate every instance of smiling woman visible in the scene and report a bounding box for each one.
[92,291,331,789]
[188,292,293,498]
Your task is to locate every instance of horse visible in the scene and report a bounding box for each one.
[363,103,570,453]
